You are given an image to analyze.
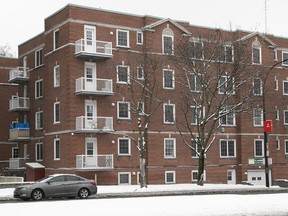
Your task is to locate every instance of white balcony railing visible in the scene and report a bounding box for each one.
[9,127,30,140]
[76,154,114,170]
[9,67,29,83]
[9,157,29,169]
[75,116,113,132]
[75,78,113,95]
[75,39,113,58]
[9,96,30,111]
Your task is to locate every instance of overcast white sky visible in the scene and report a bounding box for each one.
[1,0,287,56]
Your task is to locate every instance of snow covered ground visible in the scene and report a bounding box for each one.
[1,184,288,215]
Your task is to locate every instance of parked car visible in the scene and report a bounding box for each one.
[13,174,97,201]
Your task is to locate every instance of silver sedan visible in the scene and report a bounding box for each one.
[13,174,97,201]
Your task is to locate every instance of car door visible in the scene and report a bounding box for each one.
[44,176,66,197]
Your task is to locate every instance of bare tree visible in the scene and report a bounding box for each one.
[116,52,167,188]
[0,44,14,57]
[171,30,267,185]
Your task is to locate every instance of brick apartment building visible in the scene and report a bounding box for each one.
[2,4,288,186]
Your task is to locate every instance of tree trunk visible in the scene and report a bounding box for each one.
[139,158,147,188]
[197,150,205,186]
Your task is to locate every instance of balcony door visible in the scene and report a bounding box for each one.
[85,100,97,129]
[84,25,96,53]
[85,137,97,167]
[84,62,96,91]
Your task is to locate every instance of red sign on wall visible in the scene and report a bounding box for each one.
[264,120,273,132]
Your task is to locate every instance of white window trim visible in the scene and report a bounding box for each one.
[35,79,43,99]
[136,31,143,45]
[35,111,43,130]
[191,105,205,125]
[254,139,264,157]
[54,138,60,160]
[165,171,176,184]
[163,69,175,89]
[191,170,206,182]
[117,101,131,120]
[253,108,263,127]
[54,65,60,87]
[282,51,288,66]
[116,29,130,48]
[35,48,43,68]
[137,66,144,80]
[116,65,130,84]
[164,138,176,159]
[54,101,60,124]
[284,110,288,125]
[283,80,288,95]
[35,142,43,161]
[285,140,288,154]
[118,138,131,156]
[163,103,175,124]
[53,29,59,50]
[118,172,131,185]
[219,139,236,158]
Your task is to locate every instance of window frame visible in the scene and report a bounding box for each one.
[162,28,174,54]
[54,101,60,124]
[282,51,288,66]
[283,81,288,95]
[54,65,60,87]
[118,138,131,156]
[253,108,263,126]
[117,65,130,84]
[220,139,236,158]
[35,111,44,130]
[163,103,175,124]
[284,110,288,125]
[137,66,144,80]
[35,48,43,67]
[253,78,262,95]
[35,79,43,99]
[136,31,143,45]
[54,138,60,160]
[53,29,60,50]
[218,76,235,95]
[165,171,176,184]
[254,139,264,157]
[191,105,205,125]
[220,110,235,126]
[163,69,175,89]
[35,142,44,161]
[117,101,131,120]
[252,42,262,65]
[118,172,131,185]
[164,138,176,159]
[116,29,129,48]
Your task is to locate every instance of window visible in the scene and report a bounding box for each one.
[253,78,262,95]
[192,170,206,182]
[274,49,278,61]
[35,79,43,99]
[220,139,236,158]
[220,110,235,126]
[117,101,130,119]
[189,72,201,92]
[137,102,145,115]
[218,76,234,94]
[165,171,176,184]
[253,108,263,126]
[35,48,43,67]
[35,111,43,130]
[191,106,205,125]
[54,65,60,87]
[282,51,288,66]
[274,76,278,91]
[276,139,280,150]
[136,32,143,45]
[54,29,60,50]
[164,138,176,158]
[164,103,175,124]
[117,65,130,83]
[12,147,19,158]
[254,139,264,157]
[54,102,60,123]
[54,138,60,160]
[284,110,288,125]
[252,41,261,64]
[283,81,288,95]
[275,107,279,120]
[36,142,43,161]
[285,140,288,154]
[118,172,131,185]
[224,45,233,63]
[162,28,174,54]
[118,138,131,155]
[189,41,203,59]
[117,29,129,47]
[191,139,201,158]
[163,69,174,89]
[137,66,144,80]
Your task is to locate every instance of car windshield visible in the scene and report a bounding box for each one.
[36,175,55,183]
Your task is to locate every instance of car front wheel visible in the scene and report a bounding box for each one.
[32,189,44,201]
[78,188,89,199]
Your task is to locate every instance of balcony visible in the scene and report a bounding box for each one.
[75,116,113,133]
[9,122,30,141]
[76,154,114,170]
[9,96,30,112]
[9,67,29,83]
[75,39,113,59]
[75,78,113,95]
[9,157,29,169]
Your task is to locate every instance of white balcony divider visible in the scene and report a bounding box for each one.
[9,67,29,81]
[76,116,113,131]
[76,154,114,169]
[75,39,112,57]
[9,158,28,169]
[9,96,30,110]
[75,77,113,94]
